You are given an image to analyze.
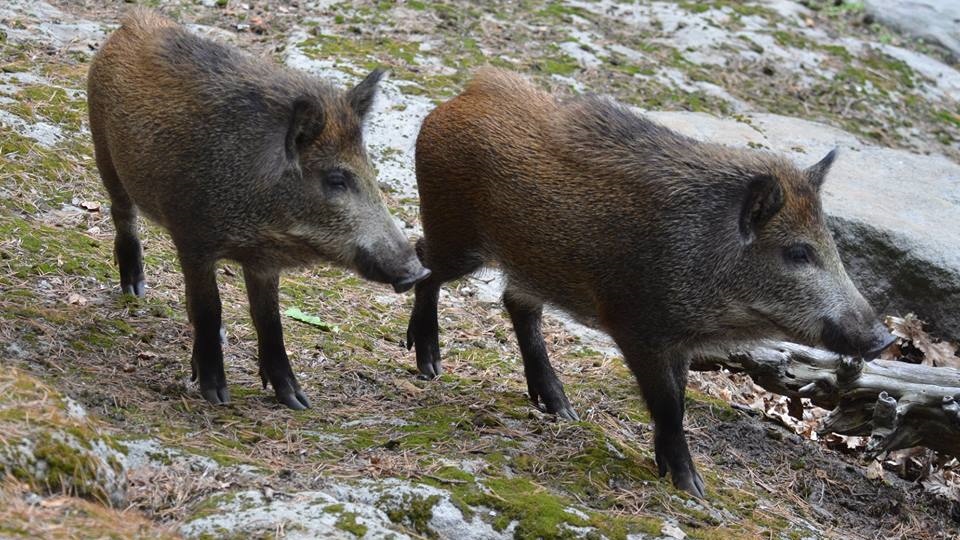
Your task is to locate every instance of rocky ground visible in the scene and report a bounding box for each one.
[1,0,959,539]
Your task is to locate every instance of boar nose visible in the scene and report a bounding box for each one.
[821,317,895,360]
[392,265,431,293]
[862,323,896,360]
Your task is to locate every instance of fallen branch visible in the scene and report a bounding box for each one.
[692,341,960,456]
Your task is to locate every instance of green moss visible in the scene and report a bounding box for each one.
[537,2,589,21]
[0,216,113,281]
[30,433,99,496]
[396,405,471,449]
[189,492,244,521]
[384,493,440,537]
[678,0,775,19]
[686,389,739,421]
[819,44,853,61]
[299,34,419,68]
[335,511,369,537]
[772,30,811,49]
[4,84,87,131]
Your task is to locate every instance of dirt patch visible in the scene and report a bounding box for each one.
[704,417,959,537]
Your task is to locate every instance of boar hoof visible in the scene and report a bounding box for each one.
[548,404,579,421]
[531,387,579,421]
[276,388,311,410]
[673,469,706,499]
[121,280,146,298]
[416,359,442,380]
[200,386,231,405]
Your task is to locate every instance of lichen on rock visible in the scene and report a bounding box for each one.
[0,368,126,506]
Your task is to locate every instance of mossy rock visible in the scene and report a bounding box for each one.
[0,369,127,506]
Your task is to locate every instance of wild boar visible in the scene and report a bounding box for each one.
[405,68,893,497]
[87,8,429,410]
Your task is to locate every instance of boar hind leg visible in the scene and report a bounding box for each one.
[243,267,310,410]
[503,288,578,420]
[96,149,145,297]
[406,237,482,378]
[618,341,704,498]
[181,256,230,405]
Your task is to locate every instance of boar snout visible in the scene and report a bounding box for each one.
[392,265,432,293]
[821,314,895,360]
[354,241,430,293]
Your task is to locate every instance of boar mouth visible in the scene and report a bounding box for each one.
[391,267,432,293]
[353,248,431,293]
[747,308,808,345]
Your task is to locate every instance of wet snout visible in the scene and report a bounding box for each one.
[820,316,895,360]
[353,239,431,293]
[392,265,431,293]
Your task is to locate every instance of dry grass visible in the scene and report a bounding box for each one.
[0,478,179,540]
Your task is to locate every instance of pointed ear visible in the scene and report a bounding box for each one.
[805,148,837,190]
[285,97,324,161]
[739,174,784,244]
[347,68,386,119]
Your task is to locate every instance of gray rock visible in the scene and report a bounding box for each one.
[181,489,408,539]
[182,479,523,539]
[644,110,960,339]
[865,0,960,60]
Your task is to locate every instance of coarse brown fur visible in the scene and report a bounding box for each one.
[88,8,428,410]
[407,68,892,497]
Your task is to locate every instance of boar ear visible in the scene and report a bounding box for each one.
[347,68,386,119]
[739,174,784,244]
[805,148,837,190]
[285,97,325,161]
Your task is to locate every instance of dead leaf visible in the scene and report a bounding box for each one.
[866,459,885,480]
[924,340,960,368]
[67,293,87,305]
[885,314,959,367]
[72,197,100,211]
[394,378,423,396]
[39,497,69,509]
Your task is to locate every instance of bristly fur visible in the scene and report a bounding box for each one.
[87,8,423,409]
[406,67,889,497]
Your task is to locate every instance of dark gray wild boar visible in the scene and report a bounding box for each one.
[406,68,893,497]
[87,9,429,410]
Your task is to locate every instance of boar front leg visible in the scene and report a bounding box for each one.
[243,267,310,410]
[181,257,229,405]
[503,288,578,420]
[618,341,704,498]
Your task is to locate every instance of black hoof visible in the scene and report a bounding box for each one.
[530,381,578,421]
[416,365,440,379]
[673,469,706,499]
[532,395,580,421]
[552,405,580,421]
[276,387,311,410]
[121,280,146,298]
[416,354,442,379]
[200,386,231,405]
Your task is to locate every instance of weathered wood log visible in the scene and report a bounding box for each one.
[691,341,960,456]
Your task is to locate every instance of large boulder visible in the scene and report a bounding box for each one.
[864,0,960,61]
[645,110,960,340]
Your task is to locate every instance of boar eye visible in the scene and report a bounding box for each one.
[324,170,351,190]
[784,243,815,266]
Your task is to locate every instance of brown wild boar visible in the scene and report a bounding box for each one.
[88,9,429,410]
[406,68,893,497]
